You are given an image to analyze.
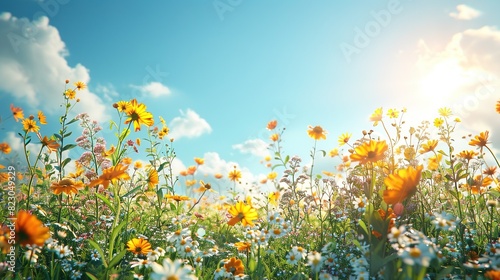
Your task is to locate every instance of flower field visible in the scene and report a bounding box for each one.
[1,81,500,279]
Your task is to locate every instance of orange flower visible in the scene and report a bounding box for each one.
[458,150,478,160]
[41,136,60,153]
[214,173,223,179]
[469,131,489,148]
[419,140,438,154]
[227,201,258,226]
[165,194,190,202]
[307,125,327,140]
[0,143,11,154]
[194,157,204,165]
[126,238,152,255]
[383,165,423,205]
[483,166,497,176]
[15,210,50,247]
[88,164,130,189]
[267,120,277,130]
[224,257,245,275]
[350,140,388,165]
[270,133,279,142]
[228,169,242,182]
[37,111,47,125]
[186,166,197,175]
[496,100,500,114]
[50,178,84,195]
[427,154,442,171]
[234,241,252,252]
[10,104,24,122]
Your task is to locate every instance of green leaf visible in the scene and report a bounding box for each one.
[319,149,326,157]
[122,186,141,198]
[61,158,71,168]
[109,220,127,259]
[284,155,290,165]
[66,118,79,125]
[88,239,107,267]
[157,161,170,173]
[96,193,115,214]
[85,273,99,280]
[435,266,454,280]
[358,219,369,236]
[108,249,127,268]
[62,144,76,152]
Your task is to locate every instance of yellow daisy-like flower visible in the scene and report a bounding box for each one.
[74,81,87,91]
[427,154,442,171]
[387,108,399,119]
[433,118,444,128]
[37,111,47,125]
[22,118,39,133]
[457,150,478,161]
[370,107,383,126]
[267,171,277,180]
[383,165,423,205]
[329,148,339,157]
[307,125,327,140]
[15,210,50,247]
[116,101,129,112]
[126,238,152,255]
[50,178,84,195]
[88,164,131,189]
[350,140,388,165]
[228,168,242,182]
[165,194,190,202]
[146,169,159,189]
[10,104,24,122]
[234,241,252,252]
[270,133,279,142]
[227,201,258,226]
[438,107,452,117]
[124,99,154,132]
[419,140,438,154]
[65,89,76,99]
[404,146,416,161]
[194,157,204,165]
[496,100,500,114]
[469,131,489,148]
[338,132,352,146]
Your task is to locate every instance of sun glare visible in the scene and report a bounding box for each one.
[420,59,465,101]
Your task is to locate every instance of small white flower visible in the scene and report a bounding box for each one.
[150,258,197,280]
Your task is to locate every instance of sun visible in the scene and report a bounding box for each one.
[419,58,466,101]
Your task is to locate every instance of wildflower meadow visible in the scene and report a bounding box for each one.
[1,81,500,280]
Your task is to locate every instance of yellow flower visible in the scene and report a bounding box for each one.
[37,111,47,125]
[10,104,24,122]
[74,81,86,91]
[433,118,444,128]
[428,154,442,171]
[15,210,50,247]
[496,100,500,114]
[234,241,252,252]
[165,194,190,202]
[387,108,399,119]
[370,107,383,126]
[228,168,242,182]
[338,132,352,146]
[469,131,489,148]
[50,178,84,195]
[267,171,277,180]
[329,148,339,157]
[227,201,258,226]
[270,133,279,142]
[126,238,152,255]
[134,161,143,169]
[22,118,39,133]
[124,99,154,132]
[224,257,245,275]
[88,164,130,189]
[457,150,478,161]
[268,191,280,206]
[194,157,204,165]
[146,169,159,189]
[0,143,11,154]
[404,146,416,161]
[350,140,388,165]
[116,101,129,112]
[438,107,452,117]
[383,165,423,205]
[419,140,438,154]
[65,89,76,99]
[307,125,327,140]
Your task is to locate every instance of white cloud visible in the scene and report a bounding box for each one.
[95,83,119,103]
[232,139,269,158]
[0,12,109,122]
[449,4,481,20]
[130,81,171,98]
[168,109,212,140]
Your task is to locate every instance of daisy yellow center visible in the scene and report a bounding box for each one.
[167,276,179,280]
[410,248,421,258]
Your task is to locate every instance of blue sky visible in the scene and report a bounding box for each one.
[1,1,499,195]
